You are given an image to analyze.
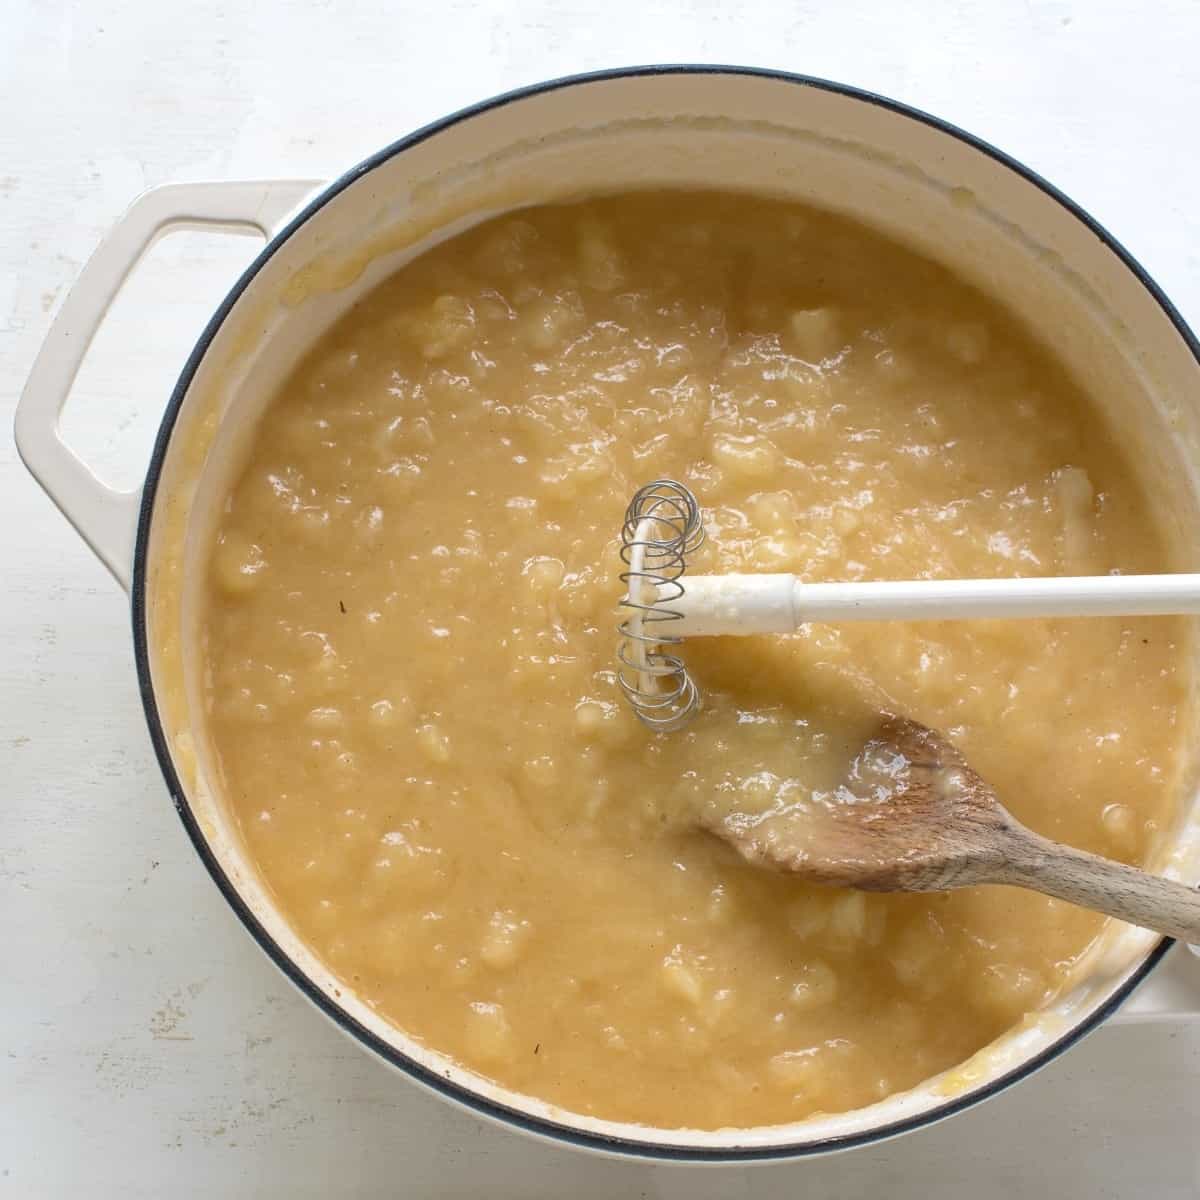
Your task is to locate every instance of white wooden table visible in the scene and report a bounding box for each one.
[3,2,1200,1195]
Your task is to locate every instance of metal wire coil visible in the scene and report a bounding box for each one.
[616,479,705,732]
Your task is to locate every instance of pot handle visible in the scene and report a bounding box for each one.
[1110,941,1200,1025]
[14,179,323,592]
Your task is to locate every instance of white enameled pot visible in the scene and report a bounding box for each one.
[16,67,1200,1162]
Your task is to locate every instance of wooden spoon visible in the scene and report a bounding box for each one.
[704,713,1200,942]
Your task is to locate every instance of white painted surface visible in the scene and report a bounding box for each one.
[3,1,1200,1195]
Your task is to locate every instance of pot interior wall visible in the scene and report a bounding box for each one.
[144,71,1200,1155]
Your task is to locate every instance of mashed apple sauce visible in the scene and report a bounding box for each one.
[202,191,1185,1128]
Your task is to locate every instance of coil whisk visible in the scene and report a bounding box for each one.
[617,480,705,732]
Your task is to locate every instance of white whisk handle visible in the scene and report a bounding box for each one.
[670,573,1200,636]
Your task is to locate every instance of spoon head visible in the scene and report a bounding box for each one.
[704,714,1014,892]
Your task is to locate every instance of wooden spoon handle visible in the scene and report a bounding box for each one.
[991,825,1200,943]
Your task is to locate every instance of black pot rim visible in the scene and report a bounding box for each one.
[130,64,1188,1162]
